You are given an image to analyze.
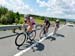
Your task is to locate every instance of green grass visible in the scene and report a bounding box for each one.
[35,19,44,24]
[35,19,55,24]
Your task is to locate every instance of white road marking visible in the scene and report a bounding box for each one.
[14,24,67,56]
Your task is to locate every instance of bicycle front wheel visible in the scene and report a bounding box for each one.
[15,33,27,46]
[29,30,36,41]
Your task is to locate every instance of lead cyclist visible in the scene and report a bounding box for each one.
[22,15,36,39]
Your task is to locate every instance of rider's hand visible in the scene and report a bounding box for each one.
[22,24,24,28]
[25,20,27,23]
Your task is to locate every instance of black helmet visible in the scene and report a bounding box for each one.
[45,17,49,21]
[24,14,30,20]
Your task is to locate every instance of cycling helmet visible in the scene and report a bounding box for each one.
[30,16,33,19]
[56,19,59,22]
[24,14,30,20]
[45,17,49,21]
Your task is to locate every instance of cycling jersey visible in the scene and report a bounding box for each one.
[56,21,60,28]
[44,19,50,28]
[30,17,35,25]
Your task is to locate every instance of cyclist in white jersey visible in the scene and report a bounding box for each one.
[53,19,60,35]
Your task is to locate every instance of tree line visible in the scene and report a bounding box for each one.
[0,6,66,25]
[0,6,24,24]
[28,14,66,22]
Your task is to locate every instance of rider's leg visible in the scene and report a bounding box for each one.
[45,25,50,33]
[33,24,36,30]
[43,27,46,34]
[45,27,49,36]
[53,27,58,35]
[27,25,33,31]
[46,27,48,33]
[27,26,34,41]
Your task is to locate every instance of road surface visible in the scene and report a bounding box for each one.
[0,24,75,56]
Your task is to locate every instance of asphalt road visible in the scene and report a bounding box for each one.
[0,24,75,56]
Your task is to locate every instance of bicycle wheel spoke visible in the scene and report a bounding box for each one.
[29,31,36,40]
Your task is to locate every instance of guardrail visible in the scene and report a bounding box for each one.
[0,24,42,39]
[0,24,42,31]
[0,25,21,31]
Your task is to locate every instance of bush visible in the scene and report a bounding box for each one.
[6,14,14,24]
[19,17,24,24]
[15,18,19,24]
[1,15,8,24]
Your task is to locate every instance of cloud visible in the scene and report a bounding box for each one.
[36,0,48,7]
[0,0,34,14]
[0,0,75,19]
[36,0,75,19]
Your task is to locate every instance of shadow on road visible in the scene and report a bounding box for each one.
[17,40,45,52]
[32,43,44,52]
[17,41,35,50]
[0,34,17,39]
[0,32,21,39]
[67,25,74,27]
[46,36,56,41]
[46,33,65,41]
[55,33,65,37]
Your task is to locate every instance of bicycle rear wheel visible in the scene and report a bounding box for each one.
[15,33,27,46]
[39,30,45,39]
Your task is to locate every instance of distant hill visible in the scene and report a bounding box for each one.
[66,19,75,22]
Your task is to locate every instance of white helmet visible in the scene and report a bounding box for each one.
[56,19,59,22]
[30,16,33,19]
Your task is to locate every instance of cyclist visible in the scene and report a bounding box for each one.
[53,19,60,35]
[43,17,51,34]
[22,15,36,36]
[30,16,36,30]
[22,15,32,33]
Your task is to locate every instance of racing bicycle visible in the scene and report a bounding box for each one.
[15,25,36,46]
[39,24,48,39]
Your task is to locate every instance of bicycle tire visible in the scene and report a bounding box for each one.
[39,30,44,39]
[15,33,27,46]
[29,30,36,41]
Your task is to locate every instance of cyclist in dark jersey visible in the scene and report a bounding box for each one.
[44,18,50,33]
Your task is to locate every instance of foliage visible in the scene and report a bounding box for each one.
[19,17,24,24]
[0,6,8,17]
[0,6,66,25]
[0,15,8,24]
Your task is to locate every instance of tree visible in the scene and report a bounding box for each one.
[0,6,8,18]
[16,12,20,20]
[7,11,16,23]
[19,18,24,24]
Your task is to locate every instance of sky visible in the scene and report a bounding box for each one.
[0,0,75,20]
